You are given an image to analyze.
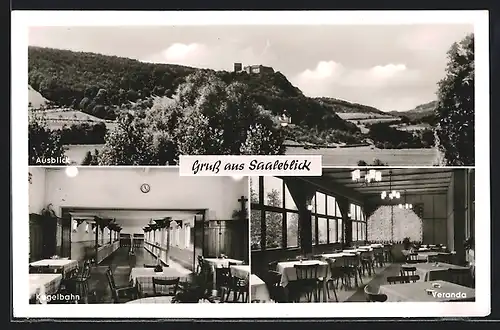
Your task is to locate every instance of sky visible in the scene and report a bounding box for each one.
[29,25,473,111]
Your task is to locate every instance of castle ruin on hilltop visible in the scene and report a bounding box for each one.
[234,62,274,74]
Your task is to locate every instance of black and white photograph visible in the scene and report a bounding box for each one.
[28,166,250,304]
[249,168,475,303]
[27,24,475,166]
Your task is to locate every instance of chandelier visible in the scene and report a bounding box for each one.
[381,170,401,200]
[351,169,382,185]
[398,190,413,209]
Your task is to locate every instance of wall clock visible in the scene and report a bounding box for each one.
[140,183,151,193]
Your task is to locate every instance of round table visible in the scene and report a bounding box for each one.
[125,296,174,304]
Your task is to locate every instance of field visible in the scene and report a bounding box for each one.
[29,109,117,131]
[28,85,49,108]
[392,123,431,132]
[64,144,105,165]
[286,146,439,166]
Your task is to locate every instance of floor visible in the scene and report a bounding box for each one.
[87,247,190,303]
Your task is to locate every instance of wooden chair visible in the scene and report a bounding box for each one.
[293,263,320,302]
[387,275,420,284]
[216,266,233,302]
[400,265,417,277]
[268,260,278,271]
[196,255,205,274]
[64,259,92,303]
[231,276,249,303]
[342,255,362,289]
[360,250,375,277]
[152,277,180,297]
[324,258,340,302]
[105,267,137,303]
[373,247,385,267]
[264,270,287,303]
[364,284,387,302]
[407,252,419,262]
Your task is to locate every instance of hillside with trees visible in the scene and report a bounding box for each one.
[28,46,358,135]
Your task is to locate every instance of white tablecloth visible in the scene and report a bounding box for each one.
[129,267,192,295]
[379,280,475,302]
[30,259,78,277]
[321,252,356,259]
[204,258,244,268]
[414,262,470,282]
[230,265,250,279]
[250,274,271,302]
[125,296,174,304]
[29,273,62,300]
[276,260,329,287]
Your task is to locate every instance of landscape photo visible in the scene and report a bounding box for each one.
[28,25,475,166]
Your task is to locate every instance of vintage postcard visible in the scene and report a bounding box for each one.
[12,10,489,318]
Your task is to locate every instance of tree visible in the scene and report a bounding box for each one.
[81,151,92,165]
[28,116,66,165]
[357,160,368,166]
[435,33,474,165]
[265,189,283,249]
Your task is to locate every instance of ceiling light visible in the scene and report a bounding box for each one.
[65,166,78,177]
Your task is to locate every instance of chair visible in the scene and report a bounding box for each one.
[342,255,362,289]
[265,270,287,303]
[407,252,419,262]
[360,250,375,277]
[387,275,420,284]
[383,245,393,263]
[448,268,473,287]
[324,258,340,302]
[268,260,278,271]
[400,265,417,277]
[231,276,249,303]
[196,256,205,274]
[364,284,387,302]
[293,263,320,302]
[105,268,138,303]
[152,277,180,297]
[64,259,92,303]
[373,247,385,267]
[216,266,233,302]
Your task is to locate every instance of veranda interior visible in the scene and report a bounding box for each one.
[250,168,475,303]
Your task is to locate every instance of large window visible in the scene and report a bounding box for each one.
[350,203,366,242]
[251,177,299,250]
[311,192,343,245]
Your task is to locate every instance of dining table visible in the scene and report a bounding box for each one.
[29,259,79,278]
[413,262,471,282]
[129,267,192,295]
[203,258,244,296]
[29,273,62,301]
[230,265,250,280]
[250,274,271,302]
[125,296,175,304]
[276,259,330,302]
[378,280,475,302]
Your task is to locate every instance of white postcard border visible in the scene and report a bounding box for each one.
[12,10,490,318]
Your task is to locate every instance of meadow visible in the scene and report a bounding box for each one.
[286,146,439,166]
[29,109,117,131]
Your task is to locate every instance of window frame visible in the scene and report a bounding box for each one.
[350,202,367,242]
[250,177,300,251]
[311,190,344,246]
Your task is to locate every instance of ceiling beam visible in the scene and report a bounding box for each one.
[354,183,450,192]
[343,179,451,188]
[361,188,448,195]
